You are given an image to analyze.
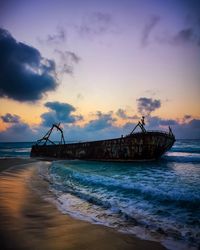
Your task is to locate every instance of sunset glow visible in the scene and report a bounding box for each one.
[0,0,199,141]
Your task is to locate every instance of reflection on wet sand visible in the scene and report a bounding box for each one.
[0,160,166,250]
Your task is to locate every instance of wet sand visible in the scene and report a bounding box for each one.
[0,158,166,250]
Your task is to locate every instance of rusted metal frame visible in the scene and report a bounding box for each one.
[36,123,65,146]
[53,124,65,144]
[130,117,146,134]
[130,122,146,134]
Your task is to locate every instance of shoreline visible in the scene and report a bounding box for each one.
[0,157,166,250]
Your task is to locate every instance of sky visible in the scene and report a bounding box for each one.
[0,0,200,141]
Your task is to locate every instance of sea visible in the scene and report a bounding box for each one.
[0,139,199,250]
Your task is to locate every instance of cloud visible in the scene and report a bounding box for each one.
[141,15,160,47]
[37,111,118,142]
[157,16,200,47]
[38,27,66,45]
[172,28,193,44]
[0,111,199,141]
[137,97,161,116]
[76,11,116,38]
[146,116,178,128]
[54,49,81,75]
[168,28,200,46]
[159,119,178,126]
[157,28,200,47]
[182,114,192,123]
[66,51,80,64]
[85,111,116,131]
[145,116,200,139]
[61,112,121,142]
[116,109,139,120]
[116,109,128,119]
[41,101,83,126]
[38,117,200,140]
[0,122,36,142]
[1,113,20,123]
[184,115,192,120]
[188,119,200,129]
[46,27,66,44]
[0,28,58,102]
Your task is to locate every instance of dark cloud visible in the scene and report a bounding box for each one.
[64,114,192,141]
[116,109,139,120]
[76,11,116,38]
[41,101,83,127]
[0,122,36,142]
[172,28,193,44]
[137,97,161,116]
[39,117,200,140]
[157,11,200,47]
[122,122,137,133]
[169,3,200,47]
[147,116,178,128]
[172,118,200,139]
[157,27,200,47]
[55,49,81,75]
[85,111,116,131]
[38,111,118,142]
[0,112,199,141]
[169,28,200,46]
[0,28,58,102]
[159,119,178,126]
[60,123,120,142]
[146,116,200,139]
[1,113,20,123]
[62,112,120,141]
[141,15,160,47]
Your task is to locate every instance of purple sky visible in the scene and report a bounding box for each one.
[0,0,200,141]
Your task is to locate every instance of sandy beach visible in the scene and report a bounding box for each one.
[0,158,166,250]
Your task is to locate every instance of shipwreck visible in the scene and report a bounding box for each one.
[31,117,175,161]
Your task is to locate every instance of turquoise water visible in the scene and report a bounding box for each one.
[0,142,33,157]
[47,140,200,250]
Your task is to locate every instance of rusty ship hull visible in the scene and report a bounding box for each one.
[31,131,175,161]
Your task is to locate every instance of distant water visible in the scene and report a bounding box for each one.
[0,140,200,249]
[0,142,33,157]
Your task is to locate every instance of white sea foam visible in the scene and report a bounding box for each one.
[45,156,200,250]
[36,140,200,250]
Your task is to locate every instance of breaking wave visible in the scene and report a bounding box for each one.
[45,140,200,250]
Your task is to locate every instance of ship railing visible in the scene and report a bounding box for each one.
[65,140,84,143]
[130,130,174,137]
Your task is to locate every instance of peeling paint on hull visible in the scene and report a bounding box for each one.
[31,131,175,161]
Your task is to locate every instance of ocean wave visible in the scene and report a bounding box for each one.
[163,152,200,163]
[170,148,200,154]
[0,147,31,153]
[170,140,200,154]
[0,142,33,157]
[48,179,199,250]
[46,156,200,250]
[50,162,200,204]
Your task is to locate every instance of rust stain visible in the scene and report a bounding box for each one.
[31,132,175,161]
[31,119,175,161]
